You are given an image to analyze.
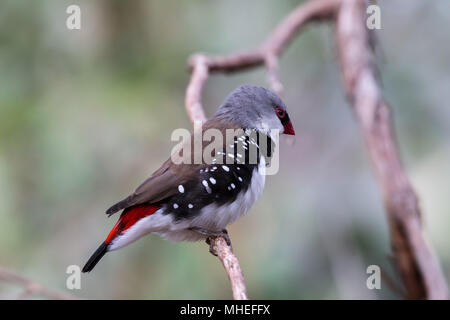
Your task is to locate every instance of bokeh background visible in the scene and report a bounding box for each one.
[1,0,449,299]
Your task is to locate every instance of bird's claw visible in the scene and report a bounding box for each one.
[190,227,232,256]
[206,237,218,256]
[220,229,232,248]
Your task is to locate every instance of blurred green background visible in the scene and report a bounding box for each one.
[1,0,449,299]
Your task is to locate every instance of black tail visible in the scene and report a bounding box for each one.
[82,242,108,273]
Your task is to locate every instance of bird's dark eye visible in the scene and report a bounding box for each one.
[275,107,286,119]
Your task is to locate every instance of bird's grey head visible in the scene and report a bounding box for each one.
[214,85,295,135]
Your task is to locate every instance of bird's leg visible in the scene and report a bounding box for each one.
[189,227,232,256]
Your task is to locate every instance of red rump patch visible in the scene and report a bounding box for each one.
[105,204,159,244]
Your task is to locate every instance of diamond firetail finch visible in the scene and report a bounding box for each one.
[82,85,295,272]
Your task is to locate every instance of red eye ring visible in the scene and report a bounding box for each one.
[275,107,286,118]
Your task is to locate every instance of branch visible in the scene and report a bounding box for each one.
[211,237,249,300]
[184,0,340,301]
[0,266,78,300]
[336,0,448,299]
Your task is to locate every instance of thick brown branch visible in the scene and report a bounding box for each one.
[0,266,78,300]
[336,0,448,299]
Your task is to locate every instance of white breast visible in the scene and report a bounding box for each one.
[189,156,266,231]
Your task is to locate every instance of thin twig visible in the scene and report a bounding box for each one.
[0,266,78,300]
[211,237,248,300]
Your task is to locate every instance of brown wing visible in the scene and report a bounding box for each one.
[106,157,195,216]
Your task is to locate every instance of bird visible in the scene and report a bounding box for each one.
[82,84,295,272]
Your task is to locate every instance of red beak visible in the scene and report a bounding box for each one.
[283,121,295,135]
